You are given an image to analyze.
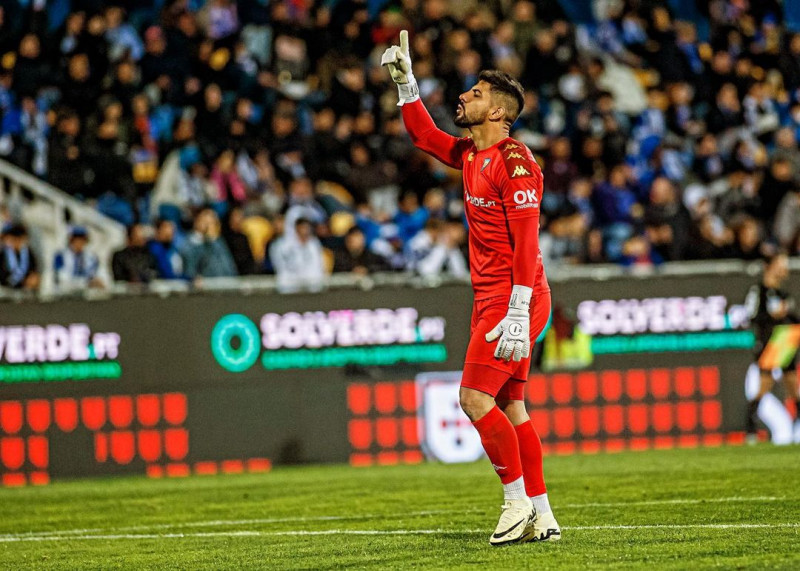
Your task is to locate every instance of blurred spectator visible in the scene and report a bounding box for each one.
[542,136,577,207]
[692,134,726,184]
[151,146,216,223]
[345,141,398,207]
[48,109,89,197]
[0,0,798,282]
[199,0,240,41]
[0,95,48,176]
[687,214,736,260]
[112,224,157,283]
[223,206,257,275]
[333,226,390,275]
[147,219,183,280]
[619,234,663,268]
[732,216,768,260]
[182,208,238,279]
[269,217,326,293]
[61,52,100,118]
[761,157,796,224]
[405,219,468,278]
[644,177,690,262]
[591,164,643,261]
[53,226,103,291]
[395,191,429,245]
[105,5,143,62]
[284,177,328,236]
[774,188,800,251]
[773,127,800,174]
[0,223,39,291]
[210,149,247,208]
[743,81,780,142]
[707,83,744,135]
[13,34,51,98]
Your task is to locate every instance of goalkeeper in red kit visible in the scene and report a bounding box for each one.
[383,31,560,546]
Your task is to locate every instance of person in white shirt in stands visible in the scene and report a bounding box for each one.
[405,219,468,278]
[269,217,326,293]
[53,226,104,292]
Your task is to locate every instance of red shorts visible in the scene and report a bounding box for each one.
[461,291,551,400]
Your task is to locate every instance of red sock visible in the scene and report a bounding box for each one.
[472,406,523,484]
[515,420,546,496]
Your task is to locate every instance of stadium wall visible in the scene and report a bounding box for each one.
[0,270,798,486]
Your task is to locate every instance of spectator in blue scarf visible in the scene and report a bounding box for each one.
[0,223,39,291]
[54,226,103,291]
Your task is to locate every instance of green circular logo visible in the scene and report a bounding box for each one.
[211,314,261,372]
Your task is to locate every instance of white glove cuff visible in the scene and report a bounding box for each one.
[509,285,533,312]
[397,75,420,106]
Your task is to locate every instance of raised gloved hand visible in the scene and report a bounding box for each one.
[485,285,532,362]
[380,30,419,106]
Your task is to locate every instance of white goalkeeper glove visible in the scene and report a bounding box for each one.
[485,285,532,362]
[380,29,419,106]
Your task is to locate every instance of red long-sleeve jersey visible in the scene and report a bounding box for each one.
[402,99,549,301]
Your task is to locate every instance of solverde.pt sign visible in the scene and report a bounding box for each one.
[0,323,122,383]
[542,295,755,370]
[211,308,447,372]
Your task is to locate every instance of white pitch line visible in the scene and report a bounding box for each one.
[560,496,787,509]
[2,524,800,543]
[0,509,467,540]
[0,496,791,541]
[569,523,800,530]
[0,530,468,543]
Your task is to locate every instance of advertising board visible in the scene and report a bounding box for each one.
[1,271,797,485]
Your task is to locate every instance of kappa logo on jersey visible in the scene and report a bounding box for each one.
[465,190,497,208]
[481,158,491,172]
[467,152,475,162]
[513,189,539,210]
[506,152,525,160]
[504,143,520,150]
[511,165,531,178]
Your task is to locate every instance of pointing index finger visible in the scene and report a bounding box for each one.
[400,30,409,56]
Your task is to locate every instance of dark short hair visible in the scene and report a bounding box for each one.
[477,70,525,125]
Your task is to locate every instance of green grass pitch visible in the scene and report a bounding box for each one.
[1,445,799,569]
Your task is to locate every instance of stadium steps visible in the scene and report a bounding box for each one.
[0,159,125,297]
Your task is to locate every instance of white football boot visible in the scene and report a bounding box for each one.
[489,498,535,546]
[521,509,561,542]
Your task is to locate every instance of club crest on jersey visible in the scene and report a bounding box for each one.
[481,158,491,172]
[511,165,531,178]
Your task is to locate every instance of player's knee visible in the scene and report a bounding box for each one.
[459,387,494,421]
[495,398,511,413]
[497,399,529,425]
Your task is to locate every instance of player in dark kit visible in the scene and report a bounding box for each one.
[382,31,559,545]
[745,252,800,438]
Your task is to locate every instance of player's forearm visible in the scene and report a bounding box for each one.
[401,99,461,168]
[508,216,540,289]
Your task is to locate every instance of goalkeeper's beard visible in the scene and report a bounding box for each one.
[454,106,483,128]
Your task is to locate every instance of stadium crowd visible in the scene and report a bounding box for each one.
[0,0,798,293]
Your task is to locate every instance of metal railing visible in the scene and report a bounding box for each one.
[0,159,126,296]
[1,256,796,304]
